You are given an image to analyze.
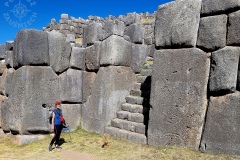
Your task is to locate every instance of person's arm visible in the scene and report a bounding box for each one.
[51,112,55,130]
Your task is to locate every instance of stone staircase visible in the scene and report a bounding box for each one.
[105,57,153,144]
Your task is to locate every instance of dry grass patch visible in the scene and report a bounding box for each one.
[75,38,83,43]
[0,126,240,160]
[140,18,155,24]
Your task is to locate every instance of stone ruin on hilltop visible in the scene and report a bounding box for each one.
[1,0,240,157]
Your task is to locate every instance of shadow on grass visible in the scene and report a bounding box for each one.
[59,138,67,146]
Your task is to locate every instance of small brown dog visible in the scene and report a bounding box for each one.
[102,133,110,148]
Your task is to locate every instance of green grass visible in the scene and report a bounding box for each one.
[0,126,239,160]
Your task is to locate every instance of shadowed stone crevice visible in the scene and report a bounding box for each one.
[155,45,194,50]
[199,94,210,151]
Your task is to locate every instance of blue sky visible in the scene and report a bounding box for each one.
[0,0,172,44]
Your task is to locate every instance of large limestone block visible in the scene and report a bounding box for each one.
[59,69,83,103]
[48,30,71,73]
[0,60,6,75]
[131,44,148,73]
[85,42,101,71]
[102,19,125,40]
[7,134,46,145]
[1,97,9,132]
[5,68,15,96]
[70,47,85,70]
[125,12,140,26]
[83,71,97,103]
[209,47,239,94]
[0,68,8,95]
[197,15,227,51]
[5,41,14,51]
[83,21,102,47]
[13,29,49,68]
[100,35,132,67]
[124,23,144,44]
[200,92,240,155]
[61,104,81,131]
[0,44,6,59]
[82,66,136,133]
[155,0,201,48]
[0,95,7,128]
[148,48,210,149]
[201,0,240,16]
[227,10,240,46]
[7,66,59,134]
[6,51,13,68]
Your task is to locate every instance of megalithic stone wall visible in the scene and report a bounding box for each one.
[148,0,240,156]
[1,0,240,156]
[0,9,155,143]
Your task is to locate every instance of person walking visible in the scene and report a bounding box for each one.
[49,101,64,151]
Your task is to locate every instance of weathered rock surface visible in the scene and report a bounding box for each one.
[66,34,75,43]
[131,44,148,73]
[125,12,140,26]
[0,95,7,128]
[0,60,6,75]
[82,71,97,103]
[5,41,14,51]
[70,47,85,70]
[100,35,132,67]
[1,97,10,132]
[0,44,6,59]
[227,10,240,46]
[0,69,8,95]
[85,42,101,71]
[200,92,240,155]
[61,104,81,131]
[102,19,125,40]
[201,0,240,16]
[5,68,15,96]
[197,15,227,51]
[148,48,210,149]
[83,21,102,47]
[5,51,13,68]
[124,23,144,44]
[155,0,201,48]
[7,66,59,134]
[13,29,49,68]
[82,66,136,133]
[5,134,47,145]
[48,30,71,73]
[209,47,239,94]
[59,69,82,103]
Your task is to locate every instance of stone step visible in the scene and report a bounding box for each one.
[130,90,150,98]
[117,111,144,123]
[140,69,153,76]
[111,118,145,134]
[105,126,147,144]
[121,103,149,114]
[122,103,143,113]
[142,63,153,69]
[125,95,143,105]
[134,83,151,91]
[136,76,151,83]
[146,56,154,61]
[116,111,129,120]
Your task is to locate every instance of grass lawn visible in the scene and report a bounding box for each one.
[0,126,239,160]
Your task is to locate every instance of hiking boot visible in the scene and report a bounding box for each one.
[48,145,53,151]
[55,145,62,149]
